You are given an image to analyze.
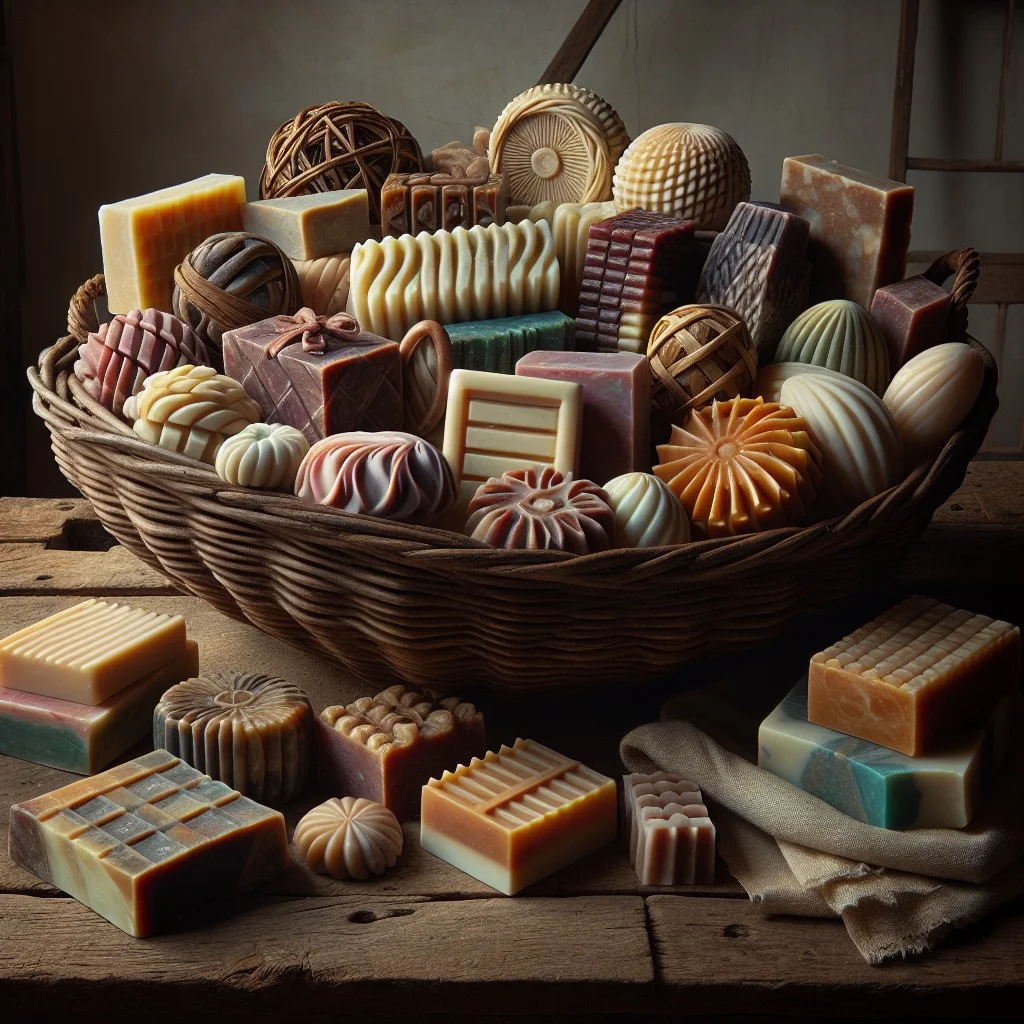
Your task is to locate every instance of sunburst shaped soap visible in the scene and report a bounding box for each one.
[655,397,822,538]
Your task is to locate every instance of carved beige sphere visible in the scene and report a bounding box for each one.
[603,473,690,548]
[215,422,309,490]
[293,797,403,880]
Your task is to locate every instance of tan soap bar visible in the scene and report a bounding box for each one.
[99,173,246,313]
[421,738,617,895]
[242,191,370,260]
[0,599,187,706]
[808,595,1020,756]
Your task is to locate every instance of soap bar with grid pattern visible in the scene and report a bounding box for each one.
[8,749,288,936]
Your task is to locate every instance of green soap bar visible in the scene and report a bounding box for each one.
[444,311,575,374]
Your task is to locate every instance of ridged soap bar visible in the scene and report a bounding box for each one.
[445,311,575,374]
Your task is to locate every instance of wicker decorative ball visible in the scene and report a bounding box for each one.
[172,232,300,359]
[259,101,424,225]
[647,304,758,424]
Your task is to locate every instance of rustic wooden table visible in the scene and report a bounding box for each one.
[2,462,1022,1021]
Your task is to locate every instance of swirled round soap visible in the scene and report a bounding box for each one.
[214,422,309,490]
[603,472,690,548]
[293,797,403,880]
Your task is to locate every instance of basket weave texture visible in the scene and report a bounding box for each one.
[30,259,996,697]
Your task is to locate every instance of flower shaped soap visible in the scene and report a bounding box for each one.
[293,797,403,880]
[655,397,822,538]
[215,422,310,490]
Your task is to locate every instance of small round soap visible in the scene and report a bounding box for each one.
[603,472,690,548]
[293,797,403,881]
[215,422,310,490]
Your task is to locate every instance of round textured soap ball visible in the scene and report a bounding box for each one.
[655,397,823,538]
[603,472,690,548]
[755,361,846,404]
[612,123,751,230]
[489,83,630,206]
[466,467,614,554]
[154,672,314,806]
[774,300,890,396]
[172,232,301,358]
[882,342,985,467]
[215,422,310,490]
[647,304,757,424]
[293,797,403,881]
[295,430,456,522]
[74,308,211,418]
[259,101,424,225]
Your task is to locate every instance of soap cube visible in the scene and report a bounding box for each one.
[0,640,199,775]
[0,599,188,706]
[8,749,288,936]
[380,171,507,237]
[870,275,951,368]
[516,350,649,484]
[99,173,246,313]
[421,738,617,895]
[445,311,575,374]
[807,596,1020,756]
[760,678,1014,829]
[317,684,486,821]
[241,190,370,261]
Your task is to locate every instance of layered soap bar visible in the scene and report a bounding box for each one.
[242,190,370,260]
[760,678,1013,829]
[99,173,246,313]
[381,171,508,236]
[421,738,617,895]
[870,275,951,369]
[808,596,1020,756]
[0,599,188,705]
[781,155,914,307]
[8,749,288,936]
[318,684,486,821]
[445,311,575,374]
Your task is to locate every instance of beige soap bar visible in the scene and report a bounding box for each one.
[99,173,246,313]
[552,200,616,315]
[242,191,370,260]
[0,599,187,706]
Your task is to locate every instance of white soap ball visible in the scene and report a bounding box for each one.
[603,472,690,548]
[215,422,309,490]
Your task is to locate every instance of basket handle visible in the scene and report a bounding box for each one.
[67,274,106,345]
[923,247,979,343]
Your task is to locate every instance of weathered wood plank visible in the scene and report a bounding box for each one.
[0,497,96,543]
[0,543,177,596]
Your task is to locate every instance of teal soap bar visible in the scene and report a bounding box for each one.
[444,311,575,373]
[758,678,1013,829]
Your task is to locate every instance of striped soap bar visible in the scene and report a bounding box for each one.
[444,311,575,374]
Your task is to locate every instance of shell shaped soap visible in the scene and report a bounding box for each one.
[603,472,690,548]
[774,300,890,396]
[882,342,985,466]
[294,797,403,880]
[755,361,845,404]
[215,422,310,490]
[780,372,904,512]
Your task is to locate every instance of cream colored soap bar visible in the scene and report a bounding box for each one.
[0,599,187,706]
[99,173,246,313]
[551,201,616,315]
[242,191,370,260]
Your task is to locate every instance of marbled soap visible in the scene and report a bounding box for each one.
[444,311,575,374]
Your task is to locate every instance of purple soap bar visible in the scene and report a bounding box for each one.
[870,275,951,368]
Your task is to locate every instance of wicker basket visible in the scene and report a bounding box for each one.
[29,250,996,697]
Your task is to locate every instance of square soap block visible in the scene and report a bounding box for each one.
[869,275,951,368]
[444,311,575,374]
[421,738,617,895]
[241,190,370,260]
[8,749,288,936]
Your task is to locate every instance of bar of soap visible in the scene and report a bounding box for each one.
[575,208,695,353]
[293,253,351,316]
[781,155,914,307]
[444,311,575,374]
[0,641,199,775]
[318,685,486,821]
[622,772,701,862]
[8,749,288,936]
[421,738,617,895]
[442,368,583,513]
[381,171,507,237]
[0,599,187,706]
[242,190,370,260]
[760,678,1014,829]
[870,276,951,369]
[808,596,1020,756]
[516,350,649,483]
[99,173,246,314]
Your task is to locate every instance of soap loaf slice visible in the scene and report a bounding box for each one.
[633,791,715,886]
[622,772,702,865]
[445,311,575,373]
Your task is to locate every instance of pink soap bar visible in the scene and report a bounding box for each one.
[869,275,951,368]
[515,350,650,484]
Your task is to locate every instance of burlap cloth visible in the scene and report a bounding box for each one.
[620,683,1024,964]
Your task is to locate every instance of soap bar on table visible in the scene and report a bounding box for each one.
[318,684,486,821]
[8,749,288,936]
[808,595,1020,756]
[99,173,246,313]
[445,311,575,373]
[421,738,617,895]
[242,190,370,260]
[870,275,951,369]
[381,171,507,236]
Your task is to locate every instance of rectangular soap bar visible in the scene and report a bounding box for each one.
[760,678,1013,829]
[8,749,288,936]
[622,772,701,865]
[444,311,575,374]
[381,171,507,237]
[0,640,199,775]
[516,350,649,484]
[317,685,486,821]
[808,596,1020,756]
[421,738,617,895]
[241,190,370,260]
[0,599,188,706]
[780,155,914,307]
[869,275,951,369]
[99,173,246,313]
[442,368,583,513]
